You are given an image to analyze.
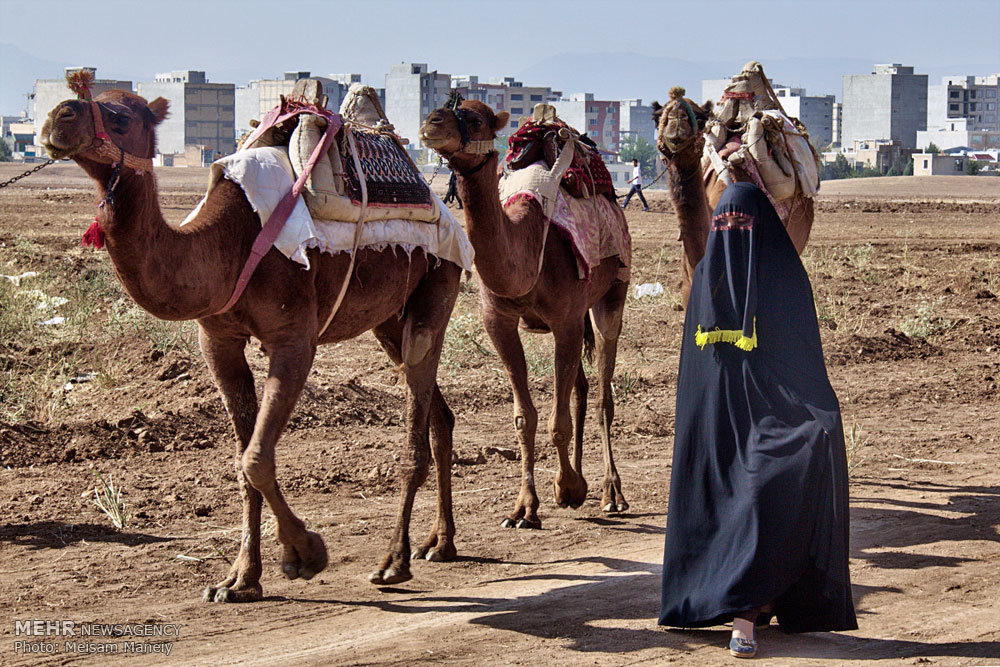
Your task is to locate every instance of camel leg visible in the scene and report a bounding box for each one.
[483,309,541,529]
[592,281,629,513]
[197,327,265,603]
[572,364,588,477]
[237,339,328,594]
[550,321,589,509]
[372,323,458,567]
[369,260,458,585]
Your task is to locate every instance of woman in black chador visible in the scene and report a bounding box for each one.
[659,183,857,658]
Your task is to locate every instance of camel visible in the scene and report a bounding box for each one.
[40,89,463,599]
[419,100,629,529]
[653,88,814,305]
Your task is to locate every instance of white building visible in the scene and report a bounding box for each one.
[918,74,1000,151]
[385,63,451,148]
[842,64,927,149]
[619,98,657,147]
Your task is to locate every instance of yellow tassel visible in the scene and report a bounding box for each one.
[695,318,757,351]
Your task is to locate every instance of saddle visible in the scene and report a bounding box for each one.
[243,80,439,224]
[505,104,616,201]
[703,61,821,201]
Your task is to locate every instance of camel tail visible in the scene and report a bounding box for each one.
[582,313,595,366]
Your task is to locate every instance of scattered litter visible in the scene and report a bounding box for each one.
[35,296,69,311]
[40,316,65,326]
[633,282,664,299]
[63,372,98,391]
[1,271,38,286]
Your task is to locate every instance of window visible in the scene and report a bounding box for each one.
[950,104,959,111]
[530,94,542,101]
[510,120,518,128]
[589,118,598,126]
[511,107,523,114]
[989,103,997,111]
[923,159,928,168]
[987,89,997,98]
[950,90,960,98]
[510,94,523,101]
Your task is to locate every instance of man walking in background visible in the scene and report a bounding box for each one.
[622,158,649,211]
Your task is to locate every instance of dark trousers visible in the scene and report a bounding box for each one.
[622,184,648,209]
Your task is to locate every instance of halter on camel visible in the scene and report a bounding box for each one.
[659,88,701,156]
[445,92,495,176]
[66,70,155,249]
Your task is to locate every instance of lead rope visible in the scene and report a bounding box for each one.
[317,125,368,338]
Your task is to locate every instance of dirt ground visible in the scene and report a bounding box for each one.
[0,164,998,665]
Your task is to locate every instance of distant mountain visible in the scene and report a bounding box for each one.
[516,52,1000,104]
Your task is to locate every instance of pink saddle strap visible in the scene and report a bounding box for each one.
[216,103,343,314]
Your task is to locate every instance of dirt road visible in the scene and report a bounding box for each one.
[1,165,999,665]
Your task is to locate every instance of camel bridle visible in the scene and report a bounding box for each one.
[85,100,155,175]
[660,98,702,156]
[443,106,496,176]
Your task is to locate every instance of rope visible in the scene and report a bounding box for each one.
[317,126,368,338]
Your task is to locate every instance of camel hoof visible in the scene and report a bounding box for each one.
[500,518,516,529]
[282,563,299,580]
[515,518,541,530]
[602,502,615,513]
[616,500,630,513]
[281,530,328,581]
[202,585,263,603]
[299,566,317,581]
[368,566,412,586]
[411,547,427,561]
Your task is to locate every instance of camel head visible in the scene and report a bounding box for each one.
[40,90,169,173]
[652,87,712,161]
[419,100,509,168]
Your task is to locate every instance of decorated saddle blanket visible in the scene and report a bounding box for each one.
[501,161,630,282]
[506,119,615,200]
[181,147,474,271]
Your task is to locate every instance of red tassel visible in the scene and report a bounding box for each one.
[82,218,106,249]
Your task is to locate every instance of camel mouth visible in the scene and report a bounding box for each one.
[418,130,450,151]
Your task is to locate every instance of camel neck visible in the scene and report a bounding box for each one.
[667,155,711,269]
[92,166,250,320]
[454,155,548,298]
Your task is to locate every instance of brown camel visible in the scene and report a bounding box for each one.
[419,100,629,528]
[40,90,462,599]
[653,90,814,305]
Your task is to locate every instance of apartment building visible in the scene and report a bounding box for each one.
[842,64,927,149]
[551,93,620,152]
[138,71,235,157]
[618,98,657,147]
[917,74,1000,151]
[384,63,451,148]
[32,67,132,154]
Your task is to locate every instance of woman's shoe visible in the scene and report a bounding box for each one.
[729,636,758,658]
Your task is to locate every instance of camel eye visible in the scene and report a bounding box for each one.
[469,118,481,127]
[110,114,130,133]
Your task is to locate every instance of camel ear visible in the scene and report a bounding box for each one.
[703,100,714,115]
[147,97,169,125]
[493,111,510,133]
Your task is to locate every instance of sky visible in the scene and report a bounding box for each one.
[3,0,999,113]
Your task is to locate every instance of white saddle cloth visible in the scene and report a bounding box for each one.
[182,147,474,271]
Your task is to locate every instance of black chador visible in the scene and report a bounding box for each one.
[659,182,857,633]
